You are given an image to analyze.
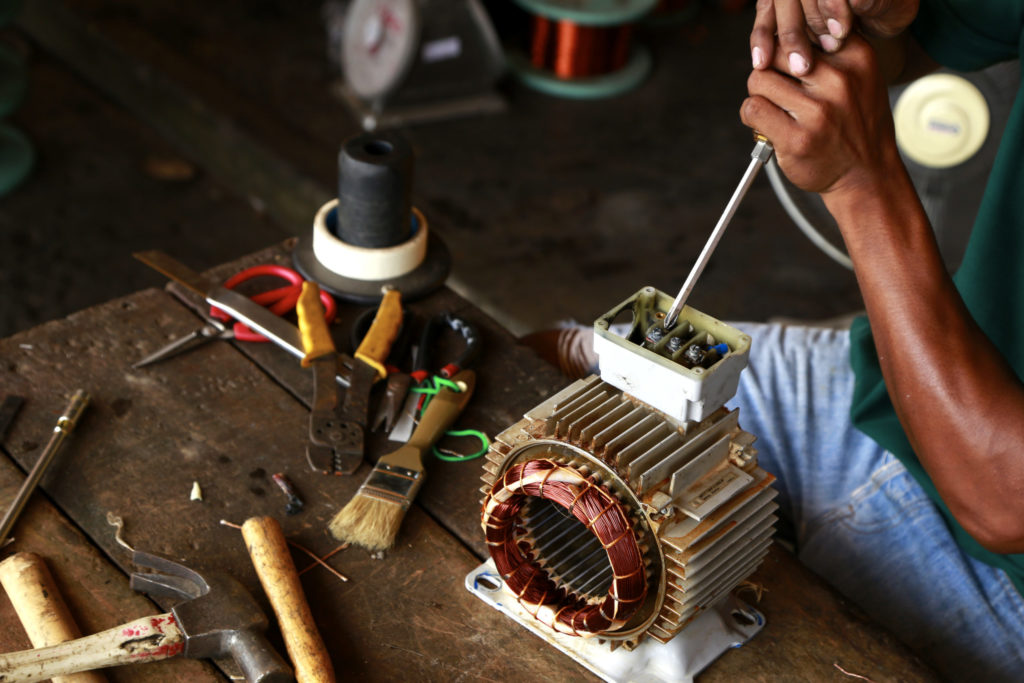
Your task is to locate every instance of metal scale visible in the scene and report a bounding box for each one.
[333,0,506,130]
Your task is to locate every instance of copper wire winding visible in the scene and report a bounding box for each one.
[529,16,634,79]
[481,459,647,637]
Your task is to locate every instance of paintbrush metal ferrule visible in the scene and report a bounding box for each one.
[358,463,422,509]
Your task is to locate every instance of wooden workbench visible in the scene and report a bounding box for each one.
[0,242,935,681]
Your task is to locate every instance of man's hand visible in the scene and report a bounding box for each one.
[743,33,1024,555]
[751,0,919,76]
[741,35,899,202]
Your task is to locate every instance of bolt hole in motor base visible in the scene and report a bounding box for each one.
[466,560,764,683]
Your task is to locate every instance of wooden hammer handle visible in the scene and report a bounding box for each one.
[0,552,107,683]
[0,611,181,682]
[241,516,335,683]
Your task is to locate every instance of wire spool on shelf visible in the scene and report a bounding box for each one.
[508,0,657,99]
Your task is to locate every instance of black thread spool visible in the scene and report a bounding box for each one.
[336,132,414,248]
[292,128,450,304]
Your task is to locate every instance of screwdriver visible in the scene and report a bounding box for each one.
[0,390,90,548]
[663,135,774,330]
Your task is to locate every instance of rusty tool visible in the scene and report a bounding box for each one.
[241,516,335,683]
[0,550,291,682]
[0,552,106,683]
[0,390,89,548]
[348,307,415,434]
[271,473,304,515]
[133,251,351,388]
[329,369,477,551]
[132,264,337,369]
[297,282,402,475]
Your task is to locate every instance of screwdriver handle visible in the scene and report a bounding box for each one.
[664,136,774,330]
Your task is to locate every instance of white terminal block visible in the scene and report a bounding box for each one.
[593,287,751,423]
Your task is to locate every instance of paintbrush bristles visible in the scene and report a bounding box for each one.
[328,493,407,552]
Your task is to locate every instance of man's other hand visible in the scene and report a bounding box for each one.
[741,35,901,203]
[750,0,920,76]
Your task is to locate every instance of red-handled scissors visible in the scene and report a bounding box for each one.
[133,265,336,368]
[209,264,336,342]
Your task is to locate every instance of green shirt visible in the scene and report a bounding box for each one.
[849,0,1024,595]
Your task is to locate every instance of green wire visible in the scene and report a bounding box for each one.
[410,376,490,461]
[410,375,460,411]
[433,429,490,462]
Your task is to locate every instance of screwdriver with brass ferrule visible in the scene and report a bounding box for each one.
[663,135,774,330]
[0,390,90,548]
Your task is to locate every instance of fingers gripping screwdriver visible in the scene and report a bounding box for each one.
[663,135,774,330]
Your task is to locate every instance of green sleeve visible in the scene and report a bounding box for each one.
[912,0,1024,69]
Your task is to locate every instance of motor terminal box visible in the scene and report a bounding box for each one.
[593,287,751,423]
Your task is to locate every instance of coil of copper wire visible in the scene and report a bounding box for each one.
[508,0,657,98]
[530,16,634,79]
[481,458,648,637]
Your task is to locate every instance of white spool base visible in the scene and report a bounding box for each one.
[312,198,428,281]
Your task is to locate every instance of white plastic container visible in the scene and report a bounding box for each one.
[593,287,751,423]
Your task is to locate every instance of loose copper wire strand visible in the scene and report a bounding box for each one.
[298,543,348,577]
[220,520,349,583]
[481,459,647,636]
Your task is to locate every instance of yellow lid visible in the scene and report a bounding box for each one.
[893,73,989,169]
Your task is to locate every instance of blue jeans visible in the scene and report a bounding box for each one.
[727,322,1024,682]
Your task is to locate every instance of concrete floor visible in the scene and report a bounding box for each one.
[0,0,865,341]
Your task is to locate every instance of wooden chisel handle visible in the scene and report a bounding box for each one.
[0,611,182,682]
[0,552,107,683]
[241,516,335,683]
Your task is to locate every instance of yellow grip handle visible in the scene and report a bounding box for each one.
[354,288,403,380]
[296,282,335,367]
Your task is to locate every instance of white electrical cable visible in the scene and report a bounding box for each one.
[765,158,854,271]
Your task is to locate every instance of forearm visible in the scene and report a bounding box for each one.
[826,172,1024,552]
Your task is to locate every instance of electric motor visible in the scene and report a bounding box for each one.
[477,288,777,650]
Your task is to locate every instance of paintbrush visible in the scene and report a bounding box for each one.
[328,369,476,551]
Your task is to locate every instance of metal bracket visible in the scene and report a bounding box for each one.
[465,559,765,683]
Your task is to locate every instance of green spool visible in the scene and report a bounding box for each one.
[508,46,652,100]
[514,0,658,26]
[509,0,657,99]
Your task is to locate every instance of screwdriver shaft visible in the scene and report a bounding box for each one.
[0,390,90,547]
[664,137,774,330]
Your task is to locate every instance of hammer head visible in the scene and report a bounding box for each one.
[130,551,293,683]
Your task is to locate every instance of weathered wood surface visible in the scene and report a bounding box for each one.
[0,286,595,681]
[160,241,568,557]
[149,243,937,681]
[0,453,220,680]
